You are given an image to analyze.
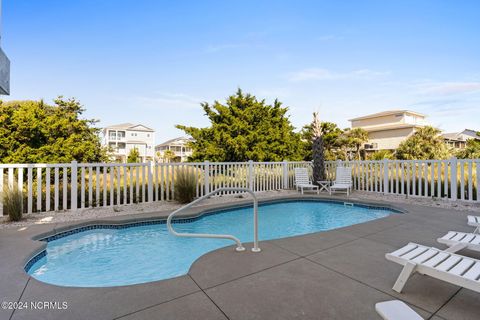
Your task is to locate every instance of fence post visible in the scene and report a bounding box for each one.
[248,160,254,191]
[450,157,458,201]
[148,161,154,202]
[383,159,389,194]
[204,161,210,194]
[282,160,288,189]
[71,160,78,211]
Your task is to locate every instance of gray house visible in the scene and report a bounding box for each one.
[0,0,10,95]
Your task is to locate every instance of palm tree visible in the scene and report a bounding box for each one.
[312,112,326,182]
[347,128,369,160]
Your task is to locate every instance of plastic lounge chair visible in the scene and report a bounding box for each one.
[329,166,352,196]
[467,215,480,233]
[386,242,480,293]
[294,168,319,194]
[437,231,480,253]
[375,300,423,320]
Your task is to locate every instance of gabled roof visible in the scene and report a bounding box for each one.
[128,124,155,132]
[156,136,194,147]
[442,129,480,141]
[349,110,426,122]
[462,129,480,138]
[104,123,155,132]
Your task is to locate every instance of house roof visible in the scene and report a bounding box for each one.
[462,129,480,138]
[104,123,155,132]
[349,110,426,122]
[156,136,194,147]
[442,132,462,141]
[442,129,480,141]
[360,123,424,133]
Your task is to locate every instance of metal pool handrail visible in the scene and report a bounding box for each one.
[166,187,261,252]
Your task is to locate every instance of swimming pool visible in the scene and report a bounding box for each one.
[27,200,399,287]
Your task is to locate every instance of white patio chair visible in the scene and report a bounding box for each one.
[437,231,480,253]
[386,242,480,293]
[329,166,353,196]
[375,300,423,320]
[294,167,319,194]
[467,215,480,233]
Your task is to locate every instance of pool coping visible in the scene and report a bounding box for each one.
[23,194,407,275]
[3,193,479,320]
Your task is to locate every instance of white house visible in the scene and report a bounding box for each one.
[155,137,194,162]
[349,110,428,152]
[443,129,480,149]
[103,123,155,162]
[0,0,10,95]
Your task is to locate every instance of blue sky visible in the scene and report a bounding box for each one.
[2,0,480,143]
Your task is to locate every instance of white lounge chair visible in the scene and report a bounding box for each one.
[375,300,423,320]
[386,242,480,293]
[438,231,480,253]
[294,168,319,194]
[467,215,480,233]
[329,166,352,196]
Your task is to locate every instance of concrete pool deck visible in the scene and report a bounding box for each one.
[1,194,479,320]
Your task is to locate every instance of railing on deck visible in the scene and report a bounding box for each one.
[0,158,478,215]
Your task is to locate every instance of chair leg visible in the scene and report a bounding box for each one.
[392,261,416,293]
[444,243,468,253]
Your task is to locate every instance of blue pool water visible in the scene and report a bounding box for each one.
[27,200,397,287]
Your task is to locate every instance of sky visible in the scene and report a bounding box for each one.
[2,0,480,144]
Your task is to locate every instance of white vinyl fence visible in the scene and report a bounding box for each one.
[330,158,479,202]
[0,158,478,215]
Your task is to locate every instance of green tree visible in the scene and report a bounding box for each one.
[311,112,326,182]
[163,150,176,163]
[0,97,107,163]
[176,89,303,161]
[300,121,343,160]
[396,126,450,160]
[456,136,480,159]
[127,147,140,163]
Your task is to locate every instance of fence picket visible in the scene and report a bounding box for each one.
[36,168,42,212]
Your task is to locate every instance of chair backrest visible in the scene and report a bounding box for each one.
[334,166,352,185]
[294,167,311,185]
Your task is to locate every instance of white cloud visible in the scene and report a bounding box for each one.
[416,81,480,95]
[134,92,205,110]
[318,34,343,41]
[287,68,390,82]
[204,43,246,53]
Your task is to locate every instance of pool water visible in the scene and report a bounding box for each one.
[27,201,397,287]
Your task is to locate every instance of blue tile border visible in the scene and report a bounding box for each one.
[25,198,403,273]
[24,250,46,272]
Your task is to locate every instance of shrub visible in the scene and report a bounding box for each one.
[174,168,196,203]
[369,150,394,160]
[2,186,23,221]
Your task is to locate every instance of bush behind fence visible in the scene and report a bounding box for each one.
[0,158,478,215]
